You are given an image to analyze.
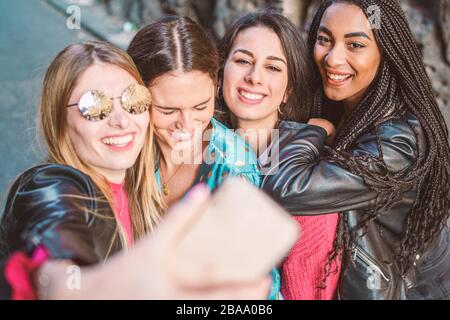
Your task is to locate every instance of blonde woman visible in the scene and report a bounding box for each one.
[0,41,270,299]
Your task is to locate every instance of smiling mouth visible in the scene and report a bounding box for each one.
[238,88,266,103]
[171,131,193,141]
[326,72,354,84]
[101,134,134,147]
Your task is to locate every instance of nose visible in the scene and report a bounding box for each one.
[324,43,346,67]
[244,65,263,85]
[107,98,130,129]
[175,110,195,131]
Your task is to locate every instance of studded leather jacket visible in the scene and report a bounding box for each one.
[261,114,450,300]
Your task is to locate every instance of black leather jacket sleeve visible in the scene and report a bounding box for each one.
[0,164,103,266]
[261,117,420,215]
[0,164,109,299]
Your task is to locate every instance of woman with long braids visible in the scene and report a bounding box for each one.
[262,0,450,299]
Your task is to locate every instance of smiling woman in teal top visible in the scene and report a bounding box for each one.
[127,16,282,300]
[155,117,260,193]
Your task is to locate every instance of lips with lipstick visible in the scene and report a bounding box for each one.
[324,69,355,86]
[238,88,267,104]
[101,133,136,151]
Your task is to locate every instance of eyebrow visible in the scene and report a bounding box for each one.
[232,48,287,65]
[318,26,372,41]
[318,26,333,37]
[153,96,211,110]
[345,32,371,40]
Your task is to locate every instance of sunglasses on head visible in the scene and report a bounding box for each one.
[67,84,151,121]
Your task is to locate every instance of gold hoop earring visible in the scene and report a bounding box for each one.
[278,103,285,115]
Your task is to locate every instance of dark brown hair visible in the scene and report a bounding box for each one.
[216,9,313,127]
[127,16,219,86]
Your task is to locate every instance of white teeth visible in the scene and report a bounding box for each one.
[102,134,133,146]
[172,131,192,141]
[327,72,352,81]
[239,89,264,101]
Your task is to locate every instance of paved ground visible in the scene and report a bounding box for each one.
[0,0,97,196]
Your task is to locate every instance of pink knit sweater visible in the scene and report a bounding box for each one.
[281,214,341,300]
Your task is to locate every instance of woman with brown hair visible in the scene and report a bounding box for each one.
[216,10,341,300]
[127,16,260,206]
[0,40,270,299]
[127,16,281,299]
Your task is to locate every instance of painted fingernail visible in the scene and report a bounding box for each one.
[185,183,209,200]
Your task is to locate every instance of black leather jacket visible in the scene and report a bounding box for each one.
[261,114,450,300]
[0,164,120,299]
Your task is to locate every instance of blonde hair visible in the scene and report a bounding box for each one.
[38,41,165,253]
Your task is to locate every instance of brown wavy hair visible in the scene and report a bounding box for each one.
[216,9,313,127]
[127,15,219,87]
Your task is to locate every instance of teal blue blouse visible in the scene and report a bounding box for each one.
[155,117,282,300]
[156,118,260,190]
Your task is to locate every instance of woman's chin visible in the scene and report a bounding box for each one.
[230,108,273,123]
[323,90,349,103]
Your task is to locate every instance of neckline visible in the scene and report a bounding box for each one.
[108,181,126,218]
[109,180,125,191]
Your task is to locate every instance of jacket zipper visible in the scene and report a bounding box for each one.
[351,245,390,282]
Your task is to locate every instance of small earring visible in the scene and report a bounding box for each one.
[278,103,285,115]
[278,94,289,115]
[216,84,223,100]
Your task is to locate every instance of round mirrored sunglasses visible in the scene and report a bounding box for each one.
[66,84,151,121]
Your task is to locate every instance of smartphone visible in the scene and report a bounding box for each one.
[169,177,300,287]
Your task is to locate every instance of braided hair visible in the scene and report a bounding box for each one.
[308,0,450,275]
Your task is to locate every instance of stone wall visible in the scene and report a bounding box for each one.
[101,0,450,127]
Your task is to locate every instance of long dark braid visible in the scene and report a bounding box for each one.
[308,0,450,275]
